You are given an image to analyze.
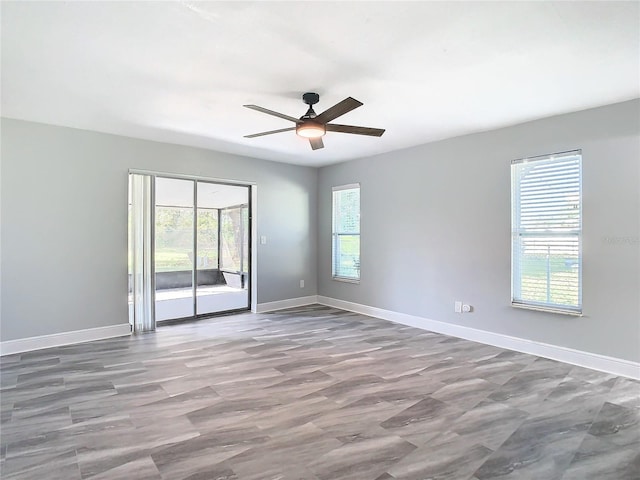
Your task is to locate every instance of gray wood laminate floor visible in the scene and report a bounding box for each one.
[1,305,638,480]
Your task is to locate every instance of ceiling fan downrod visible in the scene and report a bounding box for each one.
[301,92,319,119]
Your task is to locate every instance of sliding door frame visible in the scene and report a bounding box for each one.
[129,169,258,314]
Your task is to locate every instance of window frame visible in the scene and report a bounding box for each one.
[332,183,361,283]
[511,150,583,315]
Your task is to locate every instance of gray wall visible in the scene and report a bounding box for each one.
[3,100,639,362]
[318,100,640,363]
[1,119,318,341]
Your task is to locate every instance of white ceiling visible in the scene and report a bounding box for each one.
[2,1,638,167]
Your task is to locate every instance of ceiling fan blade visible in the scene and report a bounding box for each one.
[244,127,296,138]
[309,137,324,150]
[243,105,300,123]
[326,124,385,137]
[315,97,363,124]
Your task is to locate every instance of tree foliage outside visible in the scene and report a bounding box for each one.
[220,207,248,272]
[154,205,247,273]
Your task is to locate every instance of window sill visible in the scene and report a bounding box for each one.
[333,276,360,284]
[511,302,582,316]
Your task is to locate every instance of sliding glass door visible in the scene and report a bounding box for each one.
[128,173,251,327]
[196,182,250,315]
[154,177,195,321]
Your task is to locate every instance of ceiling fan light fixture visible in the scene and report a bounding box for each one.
[296,121,326,138]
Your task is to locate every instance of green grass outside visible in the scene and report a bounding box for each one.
[520,255,579,306]
[154,248,218,272]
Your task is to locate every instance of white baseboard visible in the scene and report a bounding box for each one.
[256,295,319,314]
[0,324,131,356]
[7,299,635,380]
[317,296,640,380]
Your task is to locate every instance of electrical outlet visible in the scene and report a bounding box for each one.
[454,301,462,313]
[300,280,305,288]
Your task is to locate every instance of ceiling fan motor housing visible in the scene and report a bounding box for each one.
[302,92,320,106]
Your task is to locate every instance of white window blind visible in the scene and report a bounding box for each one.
[332,184,360,281]
[511,150,582,314]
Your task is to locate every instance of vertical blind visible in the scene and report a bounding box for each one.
[129,173,156,332]
[332,184,360,281]
[511,150,582,314]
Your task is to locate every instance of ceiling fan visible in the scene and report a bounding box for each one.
[243,92,385,150]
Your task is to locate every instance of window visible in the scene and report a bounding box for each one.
[511,150,582,314]
[332,184,360,282]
